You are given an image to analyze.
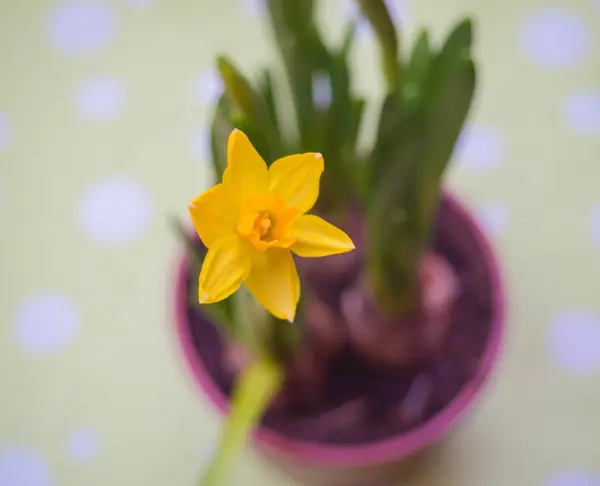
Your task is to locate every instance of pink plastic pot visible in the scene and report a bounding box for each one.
[173,192,505,484]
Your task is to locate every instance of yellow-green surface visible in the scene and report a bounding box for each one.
[2,0,600,485]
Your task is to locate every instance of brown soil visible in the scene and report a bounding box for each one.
[183,198,495,445]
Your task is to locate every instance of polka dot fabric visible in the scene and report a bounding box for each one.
[1,0,598,485]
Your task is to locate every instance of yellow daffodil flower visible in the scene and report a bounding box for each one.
[188,129,355,322]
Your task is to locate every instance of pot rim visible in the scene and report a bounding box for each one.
[173,191,506,467]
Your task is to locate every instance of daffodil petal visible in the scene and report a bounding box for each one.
[245,249,300,322]
[268,152,324,214]
[198,235,253,304]
[188,184,237,249]
[290,214,355,258]
[224,129,268,202]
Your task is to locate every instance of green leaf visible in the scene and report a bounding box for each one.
[366,119,426,313]
[200,358,284,486]
[216,56,281,160]
[370,29,432,193]
[366,28,435,312]
[369,20,472,217]
[365,19,477,315]
[265,0,366,212]
[340,19,357,59]
[347,97,366,146]
[412,57,476,238]
[265,0,330,152]
[210,95,233,181]
[439,18,472,62]
[370,93,400,196]
[210,93,274,173]
[355,0,399,88]
[404,18,475,241]
[401,29,432,116]
[257,69,281,142]
[321,58,352,207]
[316,21,366,209]
[217,57,256,124]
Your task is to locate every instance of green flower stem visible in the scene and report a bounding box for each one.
[199,357,284,486]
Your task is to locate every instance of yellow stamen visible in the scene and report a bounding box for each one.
[236,194,297,250]
[257,215,271,237]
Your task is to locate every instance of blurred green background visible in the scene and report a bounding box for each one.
[1,0,600,485]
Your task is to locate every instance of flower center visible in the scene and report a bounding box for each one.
[237,194,298,250]
[255,212,272,238]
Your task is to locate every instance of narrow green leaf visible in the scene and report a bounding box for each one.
[348,97,365,142]
[210,95,233,181]
[341,97,367,201]
[370,92,399,193]
[401,29,431,116]
[366,19,476,314]
[401,19,475,243]
[217,57,255,121]
[216,56,281,160]
[265,0,331,153]
[200,358,284,486]
[366,117,426,313]
[210,93,274,172]
[340,19,357,58]
[370,28,433,193]
[321,50,352,206]
[356,0,399,88]
[315,19,366,209]
[440,18,472,61]
[257,69,280,140]
[373,92,397,152]
[412,57,476,236]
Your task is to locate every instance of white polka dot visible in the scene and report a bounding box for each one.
[76,77,126,122]
[547,469,600,486]
[564,90,600,136]
[519,7,591,69]
[0,446,52,486]
[475,203,508,236]
[312,73,332,108]
[13,292,80,356]
[0,113,10,150]
[590,204,600,249]
[239,0,265,18]
[77,176,152,246]
[190,126,211,164]
[549,311,600,375]
[193,69,223,105]
[455,125,505,169]
[66,429,99,463]
[47,1,117,56]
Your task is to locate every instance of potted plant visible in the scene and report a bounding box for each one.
[174,1,505,485]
